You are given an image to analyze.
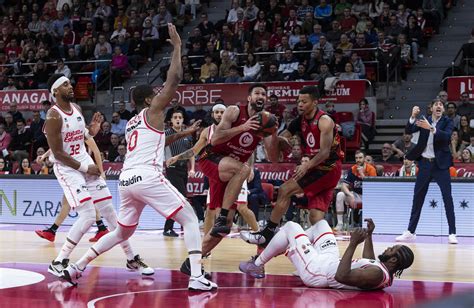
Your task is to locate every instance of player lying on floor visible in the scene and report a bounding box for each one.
[239,218,414,290]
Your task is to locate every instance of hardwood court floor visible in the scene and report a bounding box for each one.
[0,227,473,308]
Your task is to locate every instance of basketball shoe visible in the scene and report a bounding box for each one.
[35,228,56,242]
[89,229,109,242]
[395,231,416,242]
[48,259,70,277]
[180,258,211,279]
[126,255,155,275]
[239,255,265,278]
[61,263,84,287]
[188,274,218,291]
[210,216,230,237]
[240,230,271,246]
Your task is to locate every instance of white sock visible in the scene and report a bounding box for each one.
[189,253,202,277]
[337,214,343,225]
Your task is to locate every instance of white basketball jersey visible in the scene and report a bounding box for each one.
[47,105,89,165]
[327,258,392,290]
[122,108,165,172]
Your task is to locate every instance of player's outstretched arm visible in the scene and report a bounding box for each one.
[335,228,383,290]
[165,120,201,146]
[166,126,209,166]
[362,218,376,260]
[149,23,182,113]
[211,106,259,146]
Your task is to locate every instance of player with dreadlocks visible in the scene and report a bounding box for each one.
[240,218,414,290]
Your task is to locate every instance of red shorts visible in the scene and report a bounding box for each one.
[296,160,342,212]
[199,157,238,211]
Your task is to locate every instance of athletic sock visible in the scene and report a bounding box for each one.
[96,219,107,231]
[50,224,59,233]
[55,238,77,262]
[189,253,202,277]
[219,208,229,219]
[337,214,343,225]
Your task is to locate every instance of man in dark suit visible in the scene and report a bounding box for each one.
[396,100,457,244]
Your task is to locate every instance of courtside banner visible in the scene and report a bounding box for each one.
[0,178,166,229]
[446,76,474,101]
[363,179,474,236]
[0,90,53,111]
[99,162,474,197]
[152,80,367,106]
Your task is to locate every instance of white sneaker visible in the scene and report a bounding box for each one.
[448,234,458,244]
[188,274,218,291]
[48,259,69,277]
[396,231,416,242]
[126,255,155,276]
[61,263,84,287]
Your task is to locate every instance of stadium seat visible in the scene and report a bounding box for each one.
[74,76,93,101]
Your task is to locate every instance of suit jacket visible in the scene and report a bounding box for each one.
[405,115,453,169]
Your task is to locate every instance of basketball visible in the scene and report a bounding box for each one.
[257,111,278,136]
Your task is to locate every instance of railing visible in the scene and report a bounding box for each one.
[0,59,112,107]
[146,58,164,85]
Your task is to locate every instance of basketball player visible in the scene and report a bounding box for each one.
[35,139,110,243]
[240,218,415,290]
[61,24,217,291]
[166,104,259,237]
[44,74,153,278]
[193,84,280,260]
[242,85,343,246]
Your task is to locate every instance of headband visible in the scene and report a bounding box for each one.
[212,104,226,112]
[51,76,70,94]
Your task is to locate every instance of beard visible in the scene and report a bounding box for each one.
[250,98,265,112]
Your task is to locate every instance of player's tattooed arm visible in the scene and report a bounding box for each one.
[166,126,209,166]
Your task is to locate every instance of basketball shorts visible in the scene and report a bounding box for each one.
[206,181,248,210]
[296,161,342,212]
[117,168,190,228]
[286,229,340,288]
[53,157,111,209]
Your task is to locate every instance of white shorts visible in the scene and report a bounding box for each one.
[54,159,111,209]
[287,230,340,288]
[206,181,248,208]
[117,168,189,228]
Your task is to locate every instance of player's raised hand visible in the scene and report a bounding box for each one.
[166,23,181,48]
[242,115,260,131]
[350,228,368,246]
[187,120,202,133]
[364,218,375,235]
[89,112,102,136]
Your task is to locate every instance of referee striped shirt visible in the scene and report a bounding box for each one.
[164,128,194,167]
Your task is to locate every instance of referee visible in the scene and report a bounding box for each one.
[163,110,200,237]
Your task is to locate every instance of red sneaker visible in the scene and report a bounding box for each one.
[89,229,109,242]
[35,229,56,242]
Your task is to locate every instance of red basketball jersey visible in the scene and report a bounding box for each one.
[300,109,344,168]
[210,105,262,163]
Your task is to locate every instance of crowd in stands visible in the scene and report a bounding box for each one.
[172,0,454,85]
[0,0,196,90]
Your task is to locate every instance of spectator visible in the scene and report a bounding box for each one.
[117,101,132,121]
[350,52,366,78]
[247,168,268,223]
[313,63,333,83]
[352,0,370,17]
[457,92,473,118]
[54,59,72,79]
[377,142,399,162]
[308,24,324,45]
[0,123,11,155]
[335,150,376,230]
[422,0,443,33]
[255,39,274,64]
[59,24,80,58]
[110,46,129,86]
[313,35,334,62]
[191,105,208,123]
[244,0,259,22]
[94,0,112,28]
[302,12,316,35]
[16,158,32,175]
[107,134,120,162]
[262,62,284,81]
[293,34,313,64]
[8,119,32,163]
[275,35,292,61]
[459,115,472,145]
[266,94,285,123]
[369,0,384,19]
[32,60,50,89]
[289,63,310,81]
[398,158,418,176]
[339,7,357,33]
[165,98,190,125]
[3,77,17,91]
[95,121,113,152]
[307,49,324,78]
[94,34,112,59]
[364,19,378,46]
[269,26,284,49]
[2,114,14,135]
[153,5,173,42]
[141,18,159,61]
[446,102,461,130]
[110,112,127,137]
[398,34,412,81]
[30,110,47,153]
[279,49,299,79]
[128,31,146,72]
[337,33,353,56]
[353,33,373,61]
[327,20,343,46]
[224,65,242,83]
[227,0,242,25]
[7,103,24,122]
[385,14,404,42]
[339,62,360,80]
[253,24,271,49]
[298,0,314,21]
[114,8,129,29]
[197,13,215,40]
[35,147,46,164]
[466,135,474,156]
[449,130,462,160]
[242,53,261,82]
[0,157,10,174]
[181,70,199,84]
[232,9,250,35]
[205,66,224,83]
[314,0,333,29]
[356,98,376,148]
[405,15,423,62]
[114,144,127,162]
[110,21,128,43]
[219,50,237,78]
[200,54,218,82]
[393,132,416,158]
[330,49,348,75]
[52,10,71,41]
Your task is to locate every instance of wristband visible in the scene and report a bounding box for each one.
[85,128,93,140]
[78,162,88,173]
